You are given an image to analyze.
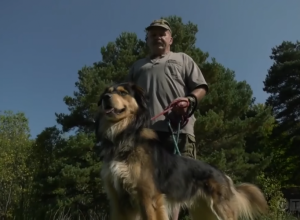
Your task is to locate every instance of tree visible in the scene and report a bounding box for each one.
[55,33,148,134]
[0,111,34,219]
[29,126,108,219]
[194,60,275,182]
[263,40,300,186]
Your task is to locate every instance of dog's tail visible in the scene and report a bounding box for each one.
[227,176,269,219]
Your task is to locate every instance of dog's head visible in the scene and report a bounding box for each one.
[95,82,150,140]
[98,82,148,121]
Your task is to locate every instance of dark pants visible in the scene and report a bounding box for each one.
[155,131,197,159]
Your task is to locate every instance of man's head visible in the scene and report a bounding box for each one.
[145,19,173,56]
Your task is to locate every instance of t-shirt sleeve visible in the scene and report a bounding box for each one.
[184,54,208,93]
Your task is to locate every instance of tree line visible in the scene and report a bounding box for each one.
[1,16,299,220]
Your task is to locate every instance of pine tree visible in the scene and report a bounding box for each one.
[263,40,300,186]
[30,126,108,219]
[55,33,147,134]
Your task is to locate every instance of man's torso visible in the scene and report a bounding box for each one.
[129,52,197,136]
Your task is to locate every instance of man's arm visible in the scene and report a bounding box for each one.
[173,54,208,116]
[189,86,207,103]
[184,54,208,114]
[184,55,208,102]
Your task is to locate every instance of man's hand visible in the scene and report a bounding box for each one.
[171,87,206,117]
[171,97,190,116]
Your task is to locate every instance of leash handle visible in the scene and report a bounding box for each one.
[151,99,190,121]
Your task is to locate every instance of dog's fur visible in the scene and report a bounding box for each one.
[95,82,269,220]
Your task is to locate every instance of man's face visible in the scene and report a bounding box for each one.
[146,27,173,55]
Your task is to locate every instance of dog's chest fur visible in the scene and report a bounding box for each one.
[101,160,136,193]
[101,159,141,209]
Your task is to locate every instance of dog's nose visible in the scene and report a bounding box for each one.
[103,93,111,101]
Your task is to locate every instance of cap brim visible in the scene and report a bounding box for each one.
[146,24,171,32]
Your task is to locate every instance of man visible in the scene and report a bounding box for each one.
[126,19,208,220]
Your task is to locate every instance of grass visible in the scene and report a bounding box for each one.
[15,209,297,220]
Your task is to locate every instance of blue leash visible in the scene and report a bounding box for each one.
[167,119,181,156]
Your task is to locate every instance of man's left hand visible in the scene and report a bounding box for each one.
[171,97,190,116]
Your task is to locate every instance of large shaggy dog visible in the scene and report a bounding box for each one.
[95,82,268,220]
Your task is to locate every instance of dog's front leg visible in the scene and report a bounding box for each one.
[138,190,170,220]
[139,192,157,220]
[103,182,123,220]
[105,182,139,220]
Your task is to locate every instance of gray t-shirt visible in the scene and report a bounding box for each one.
[127,51,208,137]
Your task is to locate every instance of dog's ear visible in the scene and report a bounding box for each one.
[95,91,105,138]
[97,89,107,107]
[131,84,149,110]
[97,96,102,107]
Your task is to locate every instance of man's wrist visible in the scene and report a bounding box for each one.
[185,94,197,117]
[186,95,196,104]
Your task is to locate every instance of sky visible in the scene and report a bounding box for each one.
[1,0,299,139]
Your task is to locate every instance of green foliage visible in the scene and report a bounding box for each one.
[30,127,108,219]
[264,41,300,124]
[263,40,300,186]
[193,62,275,182]
[55,33,147,134]
[0,111,34,219]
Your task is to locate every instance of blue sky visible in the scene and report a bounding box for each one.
[1,0,299,138]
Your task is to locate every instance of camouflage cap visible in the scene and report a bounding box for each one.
[145,19,172,33]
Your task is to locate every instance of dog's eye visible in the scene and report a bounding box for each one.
[119,91,128,96]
